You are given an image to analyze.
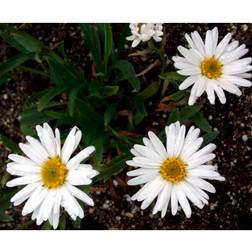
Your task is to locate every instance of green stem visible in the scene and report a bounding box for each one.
[18,66,49,78]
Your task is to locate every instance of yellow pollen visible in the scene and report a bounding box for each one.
[200,57,223,79]
[137,23,145,31]
[160,157,187,183]
[40,157,68,189]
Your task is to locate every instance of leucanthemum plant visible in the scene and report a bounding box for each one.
[127,122,225,218]
[127,23,163,48]
[173,27,252,105]
[6,123,98,229]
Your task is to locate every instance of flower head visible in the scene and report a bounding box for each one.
[173,27,252,105]
[6,123,98,229]
[126,23,163,48]
[126,122,225,218]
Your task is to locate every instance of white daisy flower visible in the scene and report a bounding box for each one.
[173,27,252,105]
[6,123,98,229]
[126,23,163,48]
[126,122,225,218]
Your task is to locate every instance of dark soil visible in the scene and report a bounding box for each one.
[0,23,251,230]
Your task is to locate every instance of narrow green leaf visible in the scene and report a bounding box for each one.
[20,106,53,136]
[161,71,186,82]
[41,221,52,230]
[100,85,119,97]
[191,111,212,133]
[59,214,66,230]
[203,130,219,145]
[0,134,20,153]
[45,111,74,124]
[168,108,180,124]
[37,86,69,112]
[68,86,81,117]
[104,104,117,126]
[138,82,159,100]
[95,153,130,182]
[72,217,82,229]
[168,105,200,124]
[0,52,34,76]
[179,105,201,121]
[113,60,140,91]
[170,90,185,101]
[0,72,11,85]
[91,137,105,166]
[134,96,147,125]
[0,25,42,52]
[9,32,42,53]
[117,24,130,53]
[80,24,103,73]
[103,24,113,70]
[45,55,82,86]
[0,190,16,212]
[0,30,27,51]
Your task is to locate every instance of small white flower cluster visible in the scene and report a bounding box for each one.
[126,23,163,48]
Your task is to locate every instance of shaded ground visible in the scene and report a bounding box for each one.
[0,23,251,230]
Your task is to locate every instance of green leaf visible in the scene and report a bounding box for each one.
[8,32,42,53]
[37,86,69,112]
[41,221,52,230]
[0,72,11,86]
[0,134,20,153]
[138,82,159,100]
[91,137,105,166]
[59,214,66,230]
[45,55,83,86]
[168,108,180,124]
[203,130,219,145]
[0,190,16,212]
[20,106,53,136]
[0,30,27,51]
[179,105,201,121]
[80,24,103,73]
[134,96,147,125]
[68,86,81,117]
[117,24,130,53]
[168,105,200,124]
[191,111,212,133]
[104,104,117,126]
[0,212,13,222]
[72,217,82,229]
[161,71,186,82]
[45,111,74,124]
[75,99,101,123]
[103,24,113,70]
[113,60,140,91]
[0,52,34,76]
[170,90,185,102]
[57,41,66,58]
[95,153,130,182]
[100,85,119,97]
[0,25,42,53]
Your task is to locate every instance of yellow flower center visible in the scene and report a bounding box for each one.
[159,157,187,183]
[137,23,145,31]
[40,157,68,189]
[200,57,223,79]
